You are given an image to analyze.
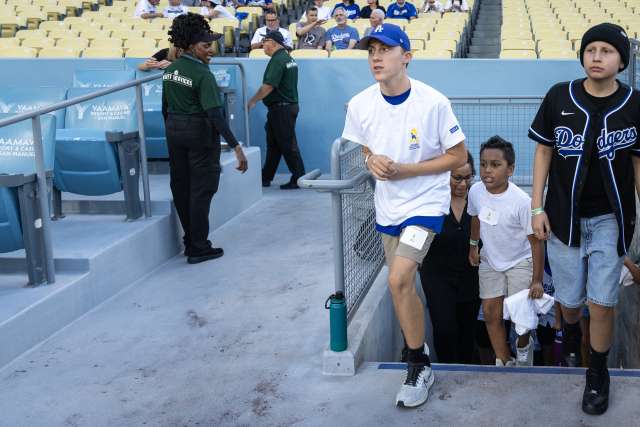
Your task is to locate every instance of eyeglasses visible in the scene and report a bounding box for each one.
[451,174,473,183]
[266,18,278,22]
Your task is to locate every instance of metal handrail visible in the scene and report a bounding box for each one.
[211,59,251,147]
[297,169,372,191]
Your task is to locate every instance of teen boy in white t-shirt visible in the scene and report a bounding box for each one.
[468,136,544,367]
[342,23,467,408]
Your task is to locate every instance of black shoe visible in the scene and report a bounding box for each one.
[187,247,224,264]
[582,368,610,415]
[280,182,299,190]
[564,352,581,367]
[262,180,271,187]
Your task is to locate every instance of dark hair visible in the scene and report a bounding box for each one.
[264,9,278,18]
[168,13,212,50]
[306,6,318,13]
[480,135,515,166]
[466,150,476,176]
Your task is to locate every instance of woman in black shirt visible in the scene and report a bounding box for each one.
[360,0,386,18]
[420,151,479,364]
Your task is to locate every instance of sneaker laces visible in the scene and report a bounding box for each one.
[404,363,427,387]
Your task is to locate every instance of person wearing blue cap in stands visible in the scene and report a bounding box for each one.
[342,23,467,408]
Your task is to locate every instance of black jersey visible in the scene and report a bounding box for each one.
[529,78,640,256]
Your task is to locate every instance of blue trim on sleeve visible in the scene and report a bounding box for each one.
[376,215,445,236]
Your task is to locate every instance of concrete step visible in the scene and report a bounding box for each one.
[466,52,500,58]
[470,39,499,47]
[472,31,500,38]
[468,45,500,54]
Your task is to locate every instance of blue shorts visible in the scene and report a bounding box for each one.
[547,214,623,308]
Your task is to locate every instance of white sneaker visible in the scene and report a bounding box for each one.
[516,336,534,367]
[495,357,516,367]
[395,344,435,408]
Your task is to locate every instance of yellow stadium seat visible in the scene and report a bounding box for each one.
[17,10,47,30]
[0,38,21,48]
[321,20,337,31]
[500,49,537,59]
[111,29,145,41]
[144,29,168,42]
[57,37,90,50]
[407,22,435,33]
[291,49,329,58]
[124,47,158,58]
[80,29,112,41]
[385,18,407,29]
[237,6,264,17]
[249,49,269,58]
[430,30,461,41]
[39,20,70,32]
[48,28,80,40]
[15,29,48,41]
[22,38,56,51]
[38,47,81,58]
[157,39,170,49]
[424,39,456,53]
[539,49,577,59]
[412,49,452,59]
[502,39,535,50]
[537,39,573,53]
[82,47,123,58]
[81,10,104,21]
[91,38,124,48]
[124,38,158,51]
[0,47,38,58]
[59,0,84,16]
[135,18,172,29]
[330,49,368,58]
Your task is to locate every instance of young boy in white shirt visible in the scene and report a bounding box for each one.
[468,136,544,367]
[163,0,189,18]
[342,24,467,408]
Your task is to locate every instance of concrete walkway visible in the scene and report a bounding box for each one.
[0,184,638,426]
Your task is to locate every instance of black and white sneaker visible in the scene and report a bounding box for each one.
[395,344,435,408]
[582,368,610,415]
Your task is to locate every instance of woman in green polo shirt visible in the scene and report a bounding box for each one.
[163,13,248,264]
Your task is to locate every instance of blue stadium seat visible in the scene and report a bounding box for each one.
[73,69,136,88]
[54,88,137,196]
[0,87,66,129]
[136,71,167,158]
[0,114,56,254]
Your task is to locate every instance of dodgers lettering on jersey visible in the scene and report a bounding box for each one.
[528,78,640,255]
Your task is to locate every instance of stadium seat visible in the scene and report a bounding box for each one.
[21,38,56,52]
[48,28,81,41]
[500,50,537,59]
[0,47,37,58]
[73,69,136,88]
[79,29,112,41]
[111,29,145,41]
[82,47,124,58]
[54,88,138,196]
[143,29,168,42]
[330,50,368,59]
[538,49,577,59]
[39,20,69,32]
[156,39,170,50]
[0,87,67,128]
[412,49,452,59]
[38,47,82,58]
[502,39,536,50]
[135,70,167,158]
[291,49,329,59]
[124,38,158,52]
[124,47,157,58]
[15,29,48,42]
[57,38,90,50]
[249,49,269,58]
[91,38,124,49]
[0,38,20,48]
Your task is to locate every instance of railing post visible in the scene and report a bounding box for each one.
[135,83,152,218]
[31,115,55,284]
[331,139,346,295]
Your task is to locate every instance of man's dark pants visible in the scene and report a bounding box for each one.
[262,103,306,184]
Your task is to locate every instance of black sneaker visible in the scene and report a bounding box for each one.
[262,180,271,187]
[582,368,610,415]
[187,247,224,264]
[280,182,299,190]
[564,352,581,367]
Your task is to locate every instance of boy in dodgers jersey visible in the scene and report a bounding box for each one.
[529,23,640,415]
[342,23,467,408]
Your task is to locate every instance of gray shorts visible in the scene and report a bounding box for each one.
[381,226,435,266]
[479,258,533,299]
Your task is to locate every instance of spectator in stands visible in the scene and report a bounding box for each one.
[163,0,189,18]
[234,0,274,11]
[162,13,248,264]
[363,9,385,36]
[422,0,444,14]
[250,10,292,50]
[360,0,386,19]
[138,44,182,71]
[300,0,332,22]
[201,0,236,19]
[134,0,163,19]
[325,8,359,50]
[419,151,480,365]
[296,7,327,50]
[182,0,202,6]
[444,0,469,12]
[333,0,361,20]
[248,31,306,190]
[386,0,418,20]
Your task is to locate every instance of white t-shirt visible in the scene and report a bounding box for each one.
[163,4,189,18]
[300,5,332,21]
[134,0,158,17]
[251,26,293,48]
[467,181,533,271]
[444,0,469,11]
[423,1,444,13]
[201,5,236,19]
[342,78,465,227]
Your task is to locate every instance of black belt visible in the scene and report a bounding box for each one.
[268,102,297,109]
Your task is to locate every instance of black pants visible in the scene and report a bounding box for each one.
[420,267,480,364]
[166,115,221,253]
[262,104,305,183]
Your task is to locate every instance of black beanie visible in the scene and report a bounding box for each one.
[580,23,630,71]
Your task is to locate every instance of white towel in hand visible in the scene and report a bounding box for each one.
[503,289,555,336]
[620,265,638,287]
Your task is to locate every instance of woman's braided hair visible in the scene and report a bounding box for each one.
[168,13,213,50]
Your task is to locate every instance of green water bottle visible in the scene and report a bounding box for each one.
[326,291,348,352]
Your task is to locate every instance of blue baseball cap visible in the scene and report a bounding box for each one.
[358,24,411,51]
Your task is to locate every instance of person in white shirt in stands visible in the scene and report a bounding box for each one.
[250,10,293,50]
[422,0,444,14]
[343,23,467,408]
[364,9,385,37]
[444,0,469,12]
[300,0,332,22]
[201,0,236,19]
[134,0,163,19]
[163,0,189,18]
